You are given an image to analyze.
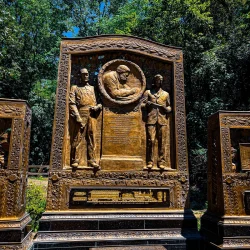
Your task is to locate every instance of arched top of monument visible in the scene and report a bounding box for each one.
[61,34,183,62]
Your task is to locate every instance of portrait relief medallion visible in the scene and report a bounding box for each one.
[98,59,146,105]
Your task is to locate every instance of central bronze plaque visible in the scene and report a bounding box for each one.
[101,109,143,170]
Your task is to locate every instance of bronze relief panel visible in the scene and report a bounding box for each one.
[0,118,12,169]
[64,51,175,172]
[230,128,250,172]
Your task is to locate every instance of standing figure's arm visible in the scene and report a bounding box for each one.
[89,87,103,112]
[164,93,172,113]
[69,86,83,124]
[140,90,149,108]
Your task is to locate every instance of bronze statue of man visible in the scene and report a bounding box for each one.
[69,68,102,169]
[103,65,137,100]
[143,74,171,170]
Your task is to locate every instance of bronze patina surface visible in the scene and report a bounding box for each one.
[69,67,102,170]
[35,35,199,250]
[201,111,250,249]
[0,98,32,250]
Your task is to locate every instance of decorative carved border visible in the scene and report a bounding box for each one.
[0,231,33,250]
[0,103,25,117]
[41,213,187,220]
[0,214,31,229]
[36,229,197,241]
[8,119,23,170]
[223,238,250,247]
[221,127,231,173]
[50,53,70,170]
[221,115,250,127]
[174,62,188,172]
[62,37,182,62]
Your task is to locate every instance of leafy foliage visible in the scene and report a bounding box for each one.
[26,183,46,231]
[0,0,68,164]
[29,80,56,164]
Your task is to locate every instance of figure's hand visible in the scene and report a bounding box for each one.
[97,104,102,110]
[133,88,138,94]
[76,115,85,129]
[90,104,102,112]
[129,88,137,95]
[163,106,172,113]
[76,115,83,123]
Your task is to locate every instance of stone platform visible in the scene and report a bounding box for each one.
[201,212,250,249]
[0,213,33,250]
[33,210,200,250]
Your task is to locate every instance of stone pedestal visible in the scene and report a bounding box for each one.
[0,99,32,250]
[35,35,200,250]
[201,111,250,249]
[34,211,199,250]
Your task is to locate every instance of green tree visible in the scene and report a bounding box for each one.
[64,0,129,36]
[0,0,70,164]
[96,0,250,208]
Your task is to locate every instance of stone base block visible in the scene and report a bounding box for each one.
[201,212,250,249]
[33,210,201,250]
[0,213,32,250]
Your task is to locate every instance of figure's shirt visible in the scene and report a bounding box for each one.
[144,88,170,106]
[69,83,97,118]
[143,88,171,125]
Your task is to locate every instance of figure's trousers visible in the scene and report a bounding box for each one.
[71,116,96,165]
[146,123,168,166]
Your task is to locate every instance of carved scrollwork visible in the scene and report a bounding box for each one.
[0,104,25,117]
[62,37,182,61]
[175,62,188,172]
[51,53,69,170]
[8,118,23,170]
[221,127,232,173]
[37,229,188,241]
[221,116,250,127]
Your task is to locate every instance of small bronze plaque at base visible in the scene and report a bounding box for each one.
[69,187,170,208]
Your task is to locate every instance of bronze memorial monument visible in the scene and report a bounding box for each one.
[201,111,250,249]
[0,99,32,250]
[34,35,200,249]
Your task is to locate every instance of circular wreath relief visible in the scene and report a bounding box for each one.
[98,59,146,105]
